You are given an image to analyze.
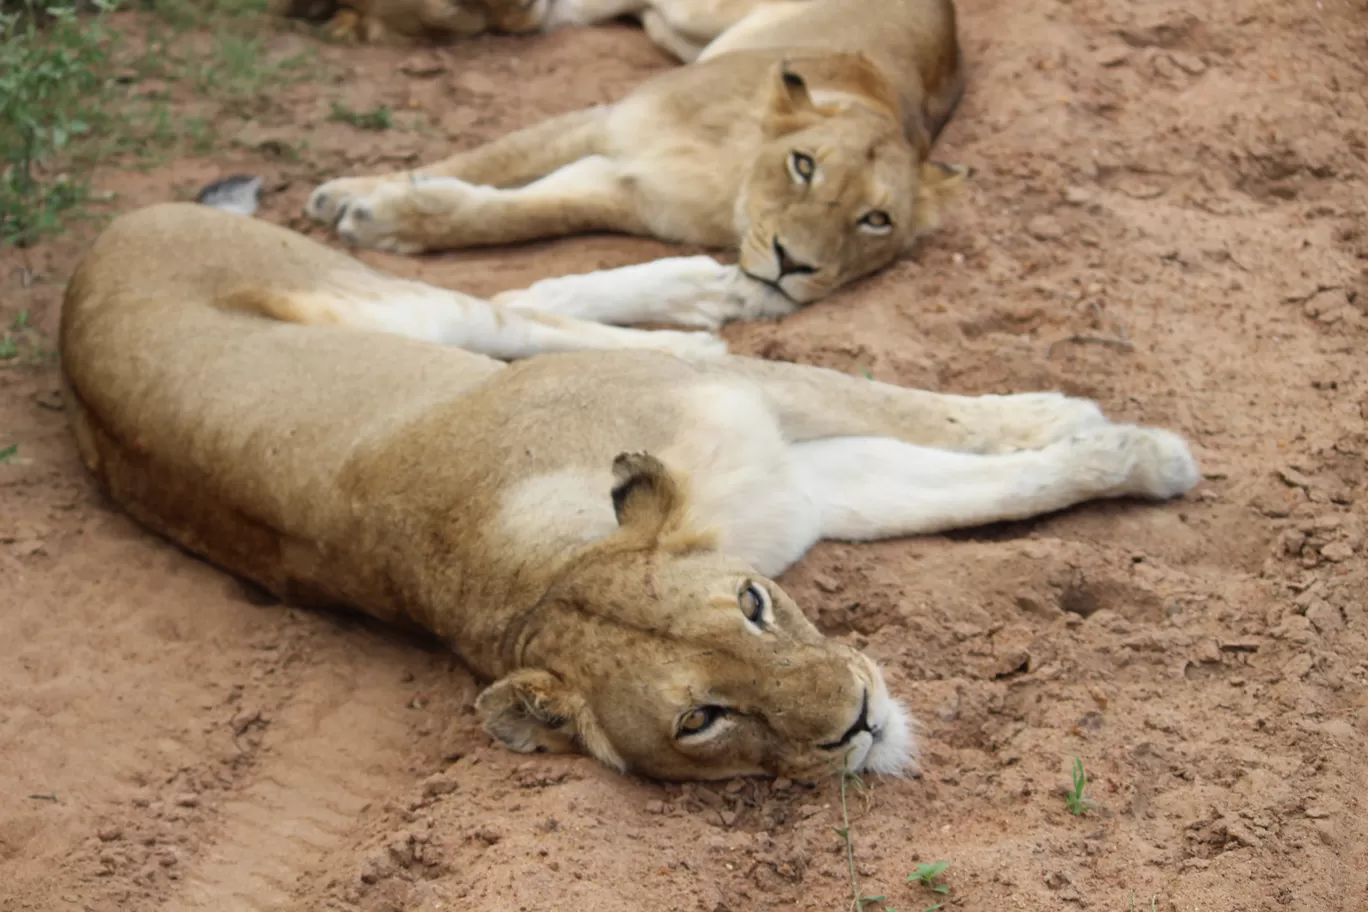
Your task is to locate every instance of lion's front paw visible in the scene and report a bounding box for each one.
[329,178,481,254]
[659,257,741,330]
[330,183,428,253]
[727,271,802,321]
[305,176,388,225]
[981,392,1107,453]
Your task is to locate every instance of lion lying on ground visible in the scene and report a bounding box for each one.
[276,0,806,62]
[60,201,1200,782]
[271,0,543,45]
[305,0,969,327]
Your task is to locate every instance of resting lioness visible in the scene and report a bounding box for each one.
[270,0,545,44]
[277,0,800,62]
[305,0,968,325]
[60,201,1200,782]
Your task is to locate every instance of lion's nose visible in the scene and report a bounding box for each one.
[773,238,816,277]
[818,688,871,750]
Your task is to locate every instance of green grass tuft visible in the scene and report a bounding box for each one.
[1,0,316,247]
[1065,755,1097,816]
[328,101,395,131]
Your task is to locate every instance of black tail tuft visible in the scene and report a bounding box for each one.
[196,175,263,217]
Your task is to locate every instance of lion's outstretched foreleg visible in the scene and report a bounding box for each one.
[323,156,646,254]
[491,256,796,330]
[306,106,610,225]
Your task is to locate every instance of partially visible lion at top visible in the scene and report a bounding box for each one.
[276,0,823,59]
[302,0,970,329]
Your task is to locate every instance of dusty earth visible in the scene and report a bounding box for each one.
[3,0,1368,910]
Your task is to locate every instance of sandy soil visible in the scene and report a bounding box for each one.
[3,0,1367,910]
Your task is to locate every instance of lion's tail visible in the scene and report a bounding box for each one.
[196,174,263,217]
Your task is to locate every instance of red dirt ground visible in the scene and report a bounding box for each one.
[2,0,1366,910]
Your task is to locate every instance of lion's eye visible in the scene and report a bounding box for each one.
[739,581,770,625]
[790,151,816,182]
[859,210,892,231]
[677,706,726,737]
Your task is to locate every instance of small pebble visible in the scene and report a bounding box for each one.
[1027,214,1064,241]
[1064,186,1095,205]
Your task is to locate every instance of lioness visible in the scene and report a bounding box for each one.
[61,201,1200,782]
[277,0,796,61]
[305,0,968,326]
[270,0,545,44]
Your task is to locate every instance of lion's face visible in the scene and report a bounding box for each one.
[736,62,969,305]
[475,454,915,783]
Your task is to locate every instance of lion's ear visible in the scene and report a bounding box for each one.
[911,162,972,240]
[763,62,818,136]
[607,451,716,552]
[611,451,684,531]
[475,669,626,771]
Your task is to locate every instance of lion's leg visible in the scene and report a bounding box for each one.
[219,279,725,361]
[491,256,796,330]
[708,357,1118,455]
[322,7,402,42]
[541,0,645,28]
[306,107,610,225]
[695,0,810,61]
[641,10,708,62]
[417,0,492,39]
[654,0,768,47]
[330,156,645,253]
[323,7,362,39]
[790,426,1199,544]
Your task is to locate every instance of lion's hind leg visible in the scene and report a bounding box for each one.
[321,7,394,42]
[718,359,1111,454]
[791,425,1199,544]
[641,10,708,62]
[215,278,725,360]
[541,0,646,29]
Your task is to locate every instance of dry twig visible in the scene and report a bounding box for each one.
[1046,334,1136,359]
[1047,300,1135,359]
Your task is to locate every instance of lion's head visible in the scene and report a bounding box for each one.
[476,453,914,782]
[735,56,969,305]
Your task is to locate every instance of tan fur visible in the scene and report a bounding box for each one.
[57,204,892,782]
[306,0,968,307]
[61,204,1203,781]
[273,0,772,53]
[114,195,727,360]
[270,0,544,44]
